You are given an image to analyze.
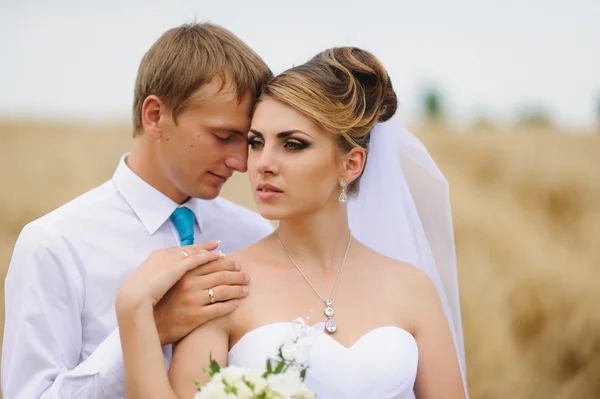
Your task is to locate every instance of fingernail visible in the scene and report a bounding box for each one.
[218,251,226,258]
[242,286,249,294]
[244,273,251,283]
[235,262,242,271]
[210,240,221,245]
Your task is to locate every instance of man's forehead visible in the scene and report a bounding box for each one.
[188,78,239,103]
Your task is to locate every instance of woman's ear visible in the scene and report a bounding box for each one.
[141,95,166,140]
[341,146,367,186]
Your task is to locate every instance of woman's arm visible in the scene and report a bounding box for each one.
[411,271,466,399]
[116,245,222,399]
[117,297,179,399]
[168,317,230,398]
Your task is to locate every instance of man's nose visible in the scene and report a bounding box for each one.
[225,141,248,173]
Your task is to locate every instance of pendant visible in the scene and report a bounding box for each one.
[325,319,337,334]
[324,306,335,318]
[324,300,336,334]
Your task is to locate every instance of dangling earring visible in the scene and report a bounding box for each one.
[338,180,348,204]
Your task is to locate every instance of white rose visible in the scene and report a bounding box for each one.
[218,365,246,382]
[281,343,296,362]
[267,370,306,398]
[238,369,269,397]
[297,386,318,399]
[196,366,262,399]
[194,379,237,399]
[231,378,254,399]
[292,343,309,365]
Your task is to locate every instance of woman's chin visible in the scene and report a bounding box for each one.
[256,204,293,221]
[257,209,285,221]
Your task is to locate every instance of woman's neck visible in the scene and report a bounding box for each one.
[274,205,352,277]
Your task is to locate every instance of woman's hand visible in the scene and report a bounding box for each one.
[116,241,221,312]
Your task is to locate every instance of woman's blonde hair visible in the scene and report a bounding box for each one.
[261,47,398,192]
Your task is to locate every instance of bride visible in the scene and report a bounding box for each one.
[116,47,468,398]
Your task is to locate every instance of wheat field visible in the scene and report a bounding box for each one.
[1,121,599,398]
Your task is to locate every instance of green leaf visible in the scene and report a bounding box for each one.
[223,378,238,394]
[208,352,221,377]
[266,359,273,374]
[274,359,286,374]
[242,376,256,391]
[300,368,307,381]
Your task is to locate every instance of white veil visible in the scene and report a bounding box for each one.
[347,117,468,395]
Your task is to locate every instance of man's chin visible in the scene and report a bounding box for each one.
[190,185,222,200]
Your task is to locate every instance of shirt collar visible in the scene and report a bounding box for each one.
[112,154,204,235]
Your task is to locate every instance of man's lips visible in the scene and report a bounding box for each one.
[208,172,229,184]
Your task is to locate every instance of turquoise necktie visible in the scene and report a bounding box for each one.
[170,207,195,246]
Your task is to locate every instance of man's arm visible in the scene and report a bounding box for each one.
[2,223,126,398]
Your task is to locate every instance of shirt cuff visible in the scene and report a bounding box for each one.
[83,328,126,396]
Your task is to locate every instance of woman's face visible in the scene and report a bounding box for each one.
[247,98,344,220]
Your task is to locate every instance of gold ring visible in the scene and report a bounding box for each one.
[208,288,215,304]
[181,249,190,258]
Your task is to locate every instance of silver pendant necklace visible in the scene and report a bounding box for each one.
[275,229,352,334]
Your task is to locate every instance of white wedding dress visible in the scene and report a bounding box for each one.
[227,118,469,398]
[228,318,418,399]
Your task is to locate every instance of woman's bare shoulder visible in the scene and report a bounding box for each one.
[225,233,274,273]
[358,243,436,296]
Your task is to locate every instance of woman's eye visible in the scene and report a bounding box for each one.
[284,140,308,150]
[248,138,263,149]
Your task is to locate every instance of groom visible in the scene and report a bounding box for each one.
[2,23,273,398]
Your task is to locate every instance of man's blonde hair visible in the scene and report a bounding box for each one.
[132,23,272,135]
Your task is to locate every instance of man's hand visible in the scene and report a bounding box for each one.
[153,243,250,345]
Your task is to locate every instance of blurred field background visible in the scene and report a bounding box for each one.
[1,120,598,398]
[3,1,600,397]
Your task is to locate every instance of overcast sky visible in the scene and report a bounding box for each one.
[1,0,599,129]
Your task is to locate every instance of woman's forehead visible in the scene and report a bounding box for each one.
[252,98,325,137]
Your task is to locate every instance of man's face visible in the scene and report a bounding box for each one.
[156,78,252,201]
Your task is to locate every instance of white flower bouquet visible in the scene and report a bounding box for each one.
[194,321,317,399]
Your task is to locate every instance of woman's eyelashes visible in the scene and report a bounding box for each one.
[247,136,310,151]
[247,136,263,149]
[283,139,309,150]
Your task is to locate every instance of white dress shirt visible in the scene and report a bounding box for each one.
[2,154,273,399]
